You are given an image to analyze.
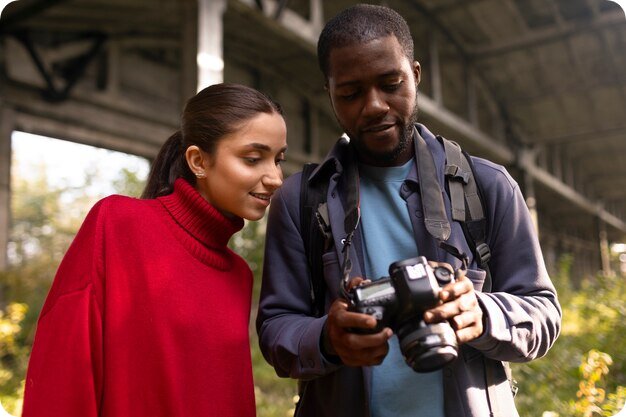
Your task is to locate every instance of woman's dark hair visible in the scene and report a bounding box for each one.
[317,4,414,79]
[141,83,283,199]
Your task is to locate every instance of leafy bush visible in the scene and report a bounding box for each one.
[513,257,626,416]
[0,303,28,415]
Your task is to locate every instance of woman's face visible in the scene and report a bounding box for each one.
[196,111,287,221]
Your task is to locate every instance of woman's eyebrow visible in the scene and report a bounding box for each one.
[244,143,288,153]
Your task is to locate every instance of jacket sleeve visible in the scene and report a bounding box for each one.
[22,202,106,417]
[256,174,342,380]
[467,161,562,362]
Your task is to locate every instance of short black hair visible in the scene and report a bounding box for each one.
[317,4,415,78]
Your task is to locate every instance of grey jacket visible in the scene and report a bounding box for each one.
[256,124,561,417]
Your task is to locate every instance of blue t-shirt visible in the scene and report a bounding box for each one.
[359,159,445,417]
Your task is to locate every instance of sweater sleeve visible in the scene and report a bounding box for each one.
[22,201,106,417]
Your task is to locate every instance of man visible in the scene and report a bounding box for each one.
[256,4,561,417]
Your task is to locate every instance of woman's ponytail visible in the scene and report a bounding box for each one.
[140,131,194,199]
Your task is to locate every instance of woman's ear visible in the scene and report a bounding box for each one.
[185,145,207,178]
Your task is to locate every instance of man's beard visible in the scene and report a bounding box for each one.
[353,100,419,165]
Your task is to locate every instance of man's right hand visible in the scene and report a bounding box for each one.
[323,297,393,367]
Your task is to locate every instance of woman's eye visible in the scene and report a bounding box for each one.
[244,157,260,164]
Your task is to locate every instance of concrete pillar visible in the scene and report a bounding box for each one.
[466,66,478,126]
[197,0,226,91]
[181,0,198,104]
[429,31,443,106]
[598,219,613,277]
[0,106,14,271]
[524,170,539,236]
[520,148,539,235]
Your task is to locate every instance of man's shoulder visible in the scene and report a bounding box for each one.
[273,170,305,215]
[469,155,518,192]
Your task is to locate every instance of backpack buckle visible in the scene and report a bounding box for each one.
[445,164,470,184]
[476,243,491,265]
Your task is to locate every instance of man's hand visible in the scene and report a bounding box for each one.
[423,267,484,344]
[323,278,393,367]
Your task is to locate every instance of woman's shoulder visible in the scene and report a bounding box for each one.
[85,194,158,228]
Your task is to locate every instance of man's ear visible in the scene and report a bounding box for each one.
[413,60,421,87]
[324,81,338,114]
[185,145,207,177]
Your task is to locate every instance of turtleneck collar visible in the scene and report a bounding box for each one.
[157,178,244,250]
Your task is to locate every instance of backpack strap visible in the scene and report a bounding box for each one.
[441,137,493,292]
[440,137,518,414]
[299,163,332,317]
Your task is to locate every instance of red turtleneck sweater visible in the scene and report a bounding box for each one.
[22,179,255,417]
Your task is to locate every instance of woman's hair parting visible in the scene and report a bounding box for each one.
[141,83,283,199]
[317,4,414,78]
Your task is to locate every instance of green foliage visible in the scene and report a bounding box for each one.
[513,257,626,416]
[0,155,148,415]
[112,167,147,198]
[4,154,624,417]
[231,219,298,417]
[0,303,28,415]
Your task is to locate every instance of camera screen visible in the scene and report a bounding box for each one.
[358,281,394,300]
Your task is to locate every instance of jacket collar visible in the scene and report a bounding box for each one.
[310,123,446,185]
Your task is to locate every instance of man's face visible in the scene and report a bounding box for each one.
[326,35,420,167]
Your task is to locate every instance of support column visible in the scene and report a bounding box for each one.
[524,170,539,236]
[520,148,539,234]
[598,219,613,277]
[197,0,226,91]
[466,66,478,126]
[429,31,443,106]
[0,106,14,271]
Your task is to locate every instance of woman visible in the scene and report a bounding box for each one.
[21,83,287,417]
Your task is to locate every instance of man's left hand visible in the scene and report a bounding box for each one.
[423,269,484,344]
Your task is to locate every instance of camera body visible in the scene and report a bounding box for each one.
[347,256,458,372]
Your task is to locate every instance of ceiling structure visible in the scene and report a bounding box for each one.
[1,0,625,271]
[226,0,626,246]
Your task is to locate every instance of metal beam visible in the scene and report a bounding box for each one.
[5,84,175,157]
[236,0,321,45]
[518,149,626,232]
[0,0,67,34]
[14,112,160,159]
[468,9,626,60]
[535,124,626,145]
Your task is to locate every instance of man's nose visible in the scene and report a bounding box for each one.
[362,89,390,118]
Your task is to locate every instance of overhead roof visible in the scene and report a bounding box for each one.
[2,0,625,243]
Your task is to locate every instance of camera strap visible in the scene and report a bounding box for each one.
[415,129,452,242]
[340,153,361,298]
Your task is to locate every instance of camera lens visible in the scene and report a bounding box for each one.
[398,321,458,372]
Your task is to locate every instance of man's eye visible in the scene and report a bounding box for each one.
[384,82,402,92]
[340,91,359,101]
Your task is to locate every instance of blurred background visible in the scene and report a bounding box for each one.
[1,0,625,416]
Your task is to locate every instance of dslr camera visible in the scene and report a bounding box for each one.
[346,256,458,372]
